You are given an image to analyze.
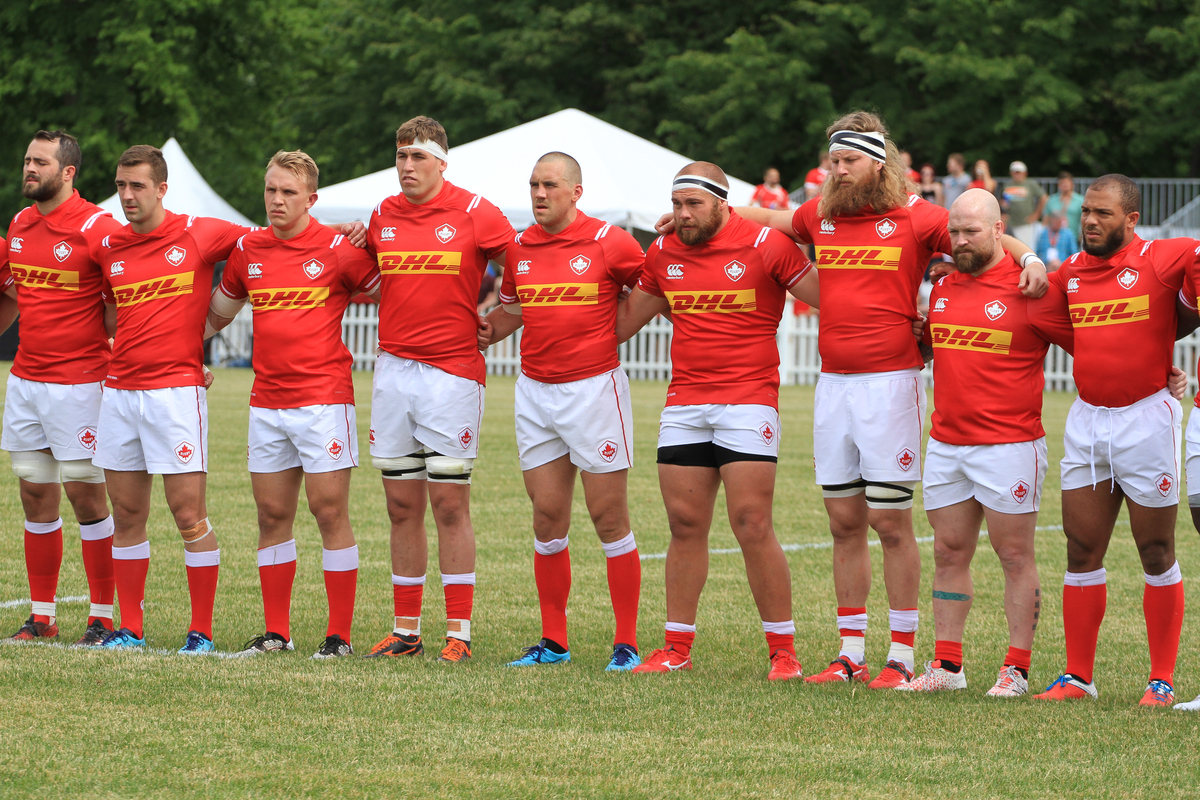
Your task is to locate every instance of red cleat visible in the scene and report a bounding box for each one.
[804,656,870,684]
[631,646,692,673]
[1032,674,1098,700]
[868,659,914,689]
[767,649,803,681]
[4,615,58,642]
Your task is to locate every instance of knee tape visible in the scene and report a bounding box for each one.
[10,450,61,484]
[864,481,916,510]
[822,479,867,499]
[179,518,213,544]
[425,454,473,485]
[60,459,105,484]
[374,450,429,481]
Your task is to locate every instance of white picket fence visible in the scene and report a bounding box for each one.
[210,299,1200,394]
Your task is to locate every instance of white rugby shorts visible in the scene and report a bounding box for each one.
[249,404,359,474]
[93,386,208,474]
[1061,388,1181,508]
[515,368,633,473]
[813,368,927,486]
[370,353,483,459]
[923,437,1047,514]
[2,375,103,461]
[1185,407,1200,507]
[658,403,781,458]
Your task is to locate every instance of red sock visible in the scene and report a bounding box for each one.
[934,639,963,666]
[1004,646,1032,673]
[393,583,423,620]
[113,548,150,639]
[534,548,571,649]
[605,550,640,648]
[25,521,63,623]
[259,561,297,640]
[766,632,796,657]
[324,569,357,640]
[80,519,115,627]
[1144,580,1185,684]
[444,584,474,625]
[665,627,695,658]
[185,557,220,639]
[1063,582,1106,684]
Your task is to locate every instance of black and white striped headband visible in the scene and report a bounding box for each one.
[671,175,729,201]
[828,130,887,163]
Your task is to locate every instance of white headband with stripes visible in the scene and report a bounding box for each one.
[671,175,729,201]
[398,137,449,163]
[828,130,887,163]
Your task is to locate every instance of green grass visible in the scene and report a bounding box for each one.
[0,366,1198,799]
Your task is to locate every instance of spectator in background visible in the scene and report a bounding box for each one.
[1034,211,1077,270]
[942,153,972,207]
[804,151,831,201]
[971,159,997,193]
[919,164,944,206]
[751,166,791,210]
[901,151,921,185]
[999,161,1046,249]
[477,261,501,315]
[1044,171,1083,237]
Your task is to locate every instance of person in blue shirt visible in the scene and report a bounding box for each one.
[1034,210,1077,270]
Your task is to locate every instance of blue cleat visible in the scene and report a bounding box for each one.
[100,628,145,650]
[605,643,641,672]
[507,640,571,667]
[178,630,216,654]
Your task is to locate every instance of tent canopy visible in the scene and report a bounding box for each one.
[99,138,255,227]
[310,108,756,230]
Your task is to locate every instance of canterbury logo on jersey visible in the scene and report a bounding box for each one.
[815,246,902,270]
[249,287,331,310]
[1068,295,1150,327]
[377,251,462,274]
[516,283,599,305]
[929,324,1012,354]
[665,290,757,313]
[111,272,194,306]
[9,264,80,291]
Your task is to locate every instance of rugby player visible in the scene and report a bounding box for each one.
[479,152,645,670]
[1034,175,1191,706]
[3,130,121,646]
[206,151,381,659]
[618,162,819,680]
[362,116,514,663]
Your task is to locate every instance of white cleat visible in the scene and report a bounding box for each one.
[986,664,1029,697]
[896,660,967,692]
[1174,693,1200,712]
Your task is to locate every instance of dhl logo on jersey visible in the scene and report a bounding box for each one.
[9,264,81,291]
[516,283,599,305]
[377,251,462,275]
[929,324,1012,354]
[1068,295,1149,327]
[664,290,757,314]
[249,287,330,310]
[815,246,902,270]
[111,272,194,306]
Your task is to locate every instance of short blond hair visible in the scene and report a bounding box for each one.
[267,150,319,193]
[396,116,449,152]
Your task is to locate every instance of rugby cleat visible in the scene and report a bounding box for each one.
[179,631,216,654]
[1173,693,1200,711]
[631,646,692,673]
[437,638,472,663]
[73,620,113,647]
[804,656,870,684]
[235,632,294,656]
[605,643,640,672]
[986,665,1029,698]
[311,635,353,659]
[897,661,966,692]
[766,649,804,682]
[867,659,914,689]
[507,641,570,667]
[1139,679,1175,707]
[5,615,58,642]
[100,627,146,649]
[1033,674,1098,700]
[363,633,424,658]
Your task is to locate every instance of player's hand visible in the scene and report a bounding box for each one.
[654,213,675,235]
[928,261,953,282]
[1169,366,1189,401]
[1018,259,1048,298]
[202,365,215,389]
[477,316,493,352]
[912,313,927,340]
[340,221,368,248]
[618,286,632,303]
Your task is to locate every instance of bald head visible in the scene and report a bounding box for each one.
[949,188,1002,228]
[947,188,1004,275]
[536,151,582,186]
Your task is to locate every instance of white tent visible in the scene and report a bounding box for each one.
[310,108,756,230]
[99,138,256,226]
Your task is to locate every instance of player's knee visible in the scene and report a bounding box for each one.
[60,459,105,484]
[1135,538,1175,574]
[864,481,915,511]
[374,451,428,481]
[730,506,773,544]
[425,454,473,486]
[179,517,213,545]
[10,451,61,484]
[933,536,971,569]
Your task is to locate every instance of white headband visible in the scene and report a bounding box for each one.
[671,175,729,201]
[399,137,449,163]
[828,130,887,163]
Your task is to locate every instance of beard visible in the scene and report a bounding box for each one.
[821,172,880,218]
[677,204,723,245]
[953,240,995,274]
[21,171,64,202]
[1081,226,1126,258]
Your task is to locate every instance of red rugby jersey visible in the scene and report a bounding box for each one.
[499,212,643,384]
[0,237,11,291]
[220,220,381,409]
[5,191,122,384]
[1173,243,1200,408]
[751,185,790,210]
[1049,235,1191,408]
[93,211,249,390]
[792,195,951,374]
[638,212,811,408]
[367,181,514,384]
[924,253,1074,445]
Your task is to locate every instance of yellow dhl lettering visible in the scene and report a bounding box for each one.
[111,271,194,306]
[9,263,81,291]
[815,246,902,270]
[1068,295,1150,327]
[515,283,600,305]
[664,289,757,314]
[929,324,1013,354]
[249,287,331,310]
[377,251,463,274]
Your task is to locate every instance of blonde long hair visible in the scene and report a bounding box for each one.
[818,111,910,218]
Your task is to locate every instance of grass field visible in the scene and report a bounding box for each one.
[1,365,1198,799]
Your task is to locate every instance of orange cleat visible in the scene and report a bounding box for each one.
[767,649,803,681]
[631,646,692,673]
[437,638,472,663]
[4,615,58,642]
[1139,679,1174,707]
[868,659,914,689]
[804,656,870,684]
[1033,674,1098,700]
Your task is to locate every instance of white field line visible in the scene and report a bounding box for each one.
[0,594,88,610]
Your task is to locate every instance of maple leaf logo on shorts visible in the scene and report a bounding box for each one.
[1157,473,1174,496]
[175,442,195,463]
[759,422,775,445]
[896,448,915,471]
[598,440,618,463]
[1010,480,1030,503]
[458,427,473,449]
[326,438,344,459]
[78,427,97,451]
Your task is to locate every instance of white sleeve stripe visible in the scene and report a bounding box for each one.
[217,283,241,299]
[499,291,518,303]
[753,228,770,248]
[13,207,28,222]
[236,234,246,251]
[596,223,611,240]
[1180,288,1198,312]
[361,274,382,292]
[330,234,344,248]
[654,235,664,248]
[466,195,482,214]
[101,235,110,248]
[373,201,384,216]
[515,231,524,245]
[81,211,107,232]
[186,215,197,227]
